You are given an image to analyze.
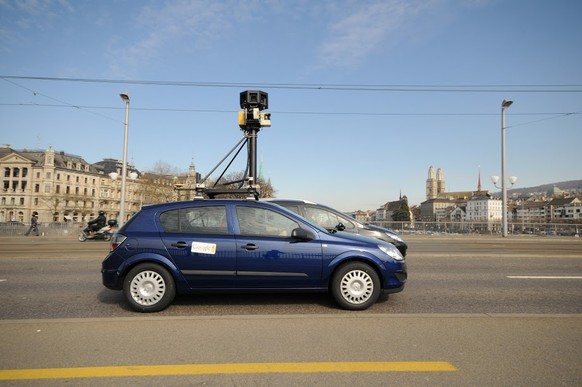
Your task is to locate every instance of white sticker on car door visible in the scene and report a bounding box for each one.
[191,242,217,255]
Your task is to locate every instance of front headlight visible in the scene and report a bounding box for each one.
[379,244,404,261]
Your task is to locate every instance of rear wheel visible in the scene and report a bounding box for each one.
[123,263,176,312]
[331,262,380,310]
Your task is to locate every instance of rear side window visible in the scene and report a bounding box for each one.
[159,206,228,234]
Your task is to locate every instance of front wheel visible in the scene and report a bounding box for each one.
[123,263,176,312]
[103,233,112,242]
[331,262,380,310]
[78,233,87,242]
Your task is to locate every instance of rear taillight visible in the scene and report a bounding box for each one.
[110,234,127,251]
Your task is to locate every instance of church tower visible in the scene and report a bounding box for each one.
[426,166,437,199]
[436,167,445,196]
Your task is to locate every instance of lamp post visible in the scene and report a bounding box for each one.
[501,99,513,237]
[491,174,517,235]
[119,93,130,227]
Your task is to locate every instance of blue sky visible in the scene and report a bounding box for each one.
[1,0,581,211]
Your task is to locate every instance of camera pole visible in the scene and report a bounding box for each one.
[191,90,271,200]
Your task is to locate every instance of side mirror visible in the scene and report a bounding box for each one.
[291,228,315,241]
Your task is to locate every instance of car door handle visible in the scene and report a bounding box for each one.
[171,241,189,248]
[241,244,258,251]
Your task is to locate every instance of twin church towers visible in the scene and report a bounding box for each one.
[426,165,446,200]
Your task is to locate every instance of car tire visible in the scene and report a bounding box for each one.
[123,263,176,313]
[331,262,380,310]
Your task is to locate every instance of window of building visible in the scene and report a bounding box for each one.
[34,184,40,193]
[44,183,51,193]
[22,168,28,178]
[19,197,24,205]
[4,168,9,178]
[46,172,51,179]
[56,185,60,194]
[13,168,19,177]
[34,198,39,205]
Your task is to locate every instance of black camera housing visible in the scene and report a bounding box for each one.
[240,90,268,111]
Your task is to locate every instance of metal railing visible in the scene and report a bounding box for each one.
[0,222,82,237]
[368,221,581,237]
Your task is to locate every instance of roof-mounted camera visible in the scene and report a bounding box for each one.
[238,90,271,129]
[240,90,268,110]
[193,90,271,200]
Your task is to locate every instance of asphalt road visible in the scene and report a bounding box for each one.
[0,235,581,385]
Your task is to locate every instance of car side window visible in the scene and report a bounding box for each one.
[236,206,299,237]
[159,206,228,234]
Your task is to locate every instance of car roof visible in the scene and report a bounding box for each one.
[264,198,316,205]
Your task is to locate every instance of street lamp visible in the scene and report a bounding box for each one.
[499,99,513,237]
[119,93,130,227]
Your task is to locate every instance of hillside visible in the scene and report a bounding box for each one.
[498,180,582,198]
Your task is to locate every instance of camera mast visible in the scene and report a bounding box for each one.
[191,90,271,200]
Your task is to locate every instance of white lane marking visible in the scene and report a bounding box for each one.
[507,276,582,279]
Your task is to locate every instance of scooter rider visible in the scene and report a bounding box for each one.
[85,211,106,234]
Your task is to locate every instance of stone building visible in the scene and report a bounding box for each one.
[0,144,141,225]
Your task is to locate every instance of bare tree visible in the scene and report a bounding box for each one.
[212,171,276,198]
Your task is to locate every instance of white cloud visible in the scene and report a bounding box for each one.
[108,0,248,76]
[316,0,440,68]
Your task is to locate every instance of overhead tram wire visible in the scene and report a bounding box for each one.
[2,102,580,119]
[2,76,581,127]
[2,75,582,93]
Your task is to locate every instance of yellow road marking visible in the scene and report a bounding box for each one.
[0,361,457,380]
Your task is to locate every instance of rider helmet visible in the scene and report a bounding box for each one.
[99,210,105,215]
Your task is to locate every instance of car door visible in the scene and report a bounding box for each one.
[234,204,323,288]
[159,205,236,289]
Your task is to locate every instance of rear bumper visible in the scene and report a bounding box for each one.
[101,268,123,290]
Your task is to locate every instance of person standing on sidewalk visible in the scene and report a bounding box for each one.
[25,211,39,236]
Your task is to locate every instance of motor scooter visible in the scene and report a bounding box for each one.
[78,219,117,242]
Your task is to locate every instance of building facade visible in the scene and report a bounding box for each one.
[1,145,151,225]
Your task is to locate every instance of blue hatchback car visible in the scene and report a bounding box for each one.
[101,199,407,312]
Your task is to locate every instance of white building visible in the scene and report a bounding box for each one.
[465,196,502,222]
